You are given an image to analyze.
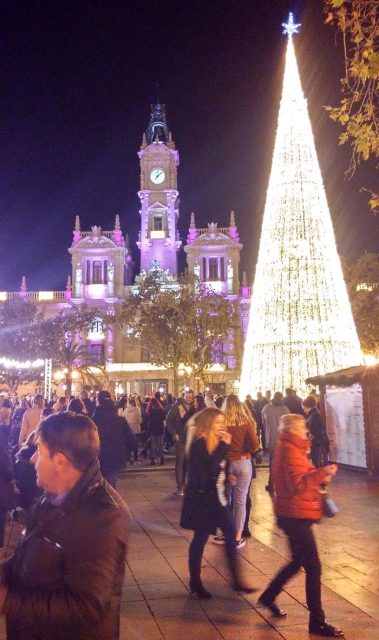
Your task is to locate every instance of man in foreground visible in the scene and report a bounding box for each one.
[0,412,130,640]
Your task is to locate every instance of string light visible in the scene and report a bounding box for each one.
[0,357,45,370]
[240,28,362,399]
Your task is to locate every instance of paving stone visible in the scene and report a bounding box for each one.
[156,615,223,639]
[139,581,189,600]
[121,585,145,602]
[119,616,163,640]
[147,596,205,619]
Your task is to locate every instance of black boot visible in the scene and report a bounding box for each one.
[232,581,258,594]
[189,580,212,599]
[257,595,287,618]
[308,621,345,637]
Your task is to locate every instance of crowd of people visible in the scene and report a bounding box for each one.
[0,384,344,639]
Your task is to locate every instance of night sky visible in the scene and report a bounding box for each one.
[1,0,378,292]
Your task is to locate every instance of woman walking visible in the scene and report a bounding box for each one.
[124,397,142,463]
[214,395,259,548]
[258,414,344,637]
[180,407,256,599]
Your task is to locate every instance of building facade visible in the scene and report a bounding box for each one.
[0,104,250,397]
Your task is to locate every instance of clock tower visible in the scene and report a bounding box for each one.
[136,103,182,275]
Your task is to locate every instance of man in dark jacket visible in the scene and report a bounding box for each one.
[166,390,195,495]
[283,388,304,415]
[302,396,330,468]
[0,412,130,640]
[93,390,137,487]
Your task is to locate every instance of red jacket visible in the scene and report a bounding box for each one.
[273,431,330,520]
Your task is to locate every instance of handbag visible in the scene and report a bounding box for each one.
[321,490,338,518]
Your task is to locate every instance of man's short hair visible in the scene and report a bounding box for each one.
[38,412,100,471]
[97,390,112,405]
[33,394,44,408]
[302,396,317,409]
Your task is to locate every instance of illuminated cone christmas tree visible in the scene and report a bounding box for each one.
[240,14,362,398]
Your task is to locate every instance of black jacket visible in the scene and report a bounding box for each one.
[147,406,165,436]
[180,438,229,534]
[306,407,329,447]
[166,400,196,441]
[283,395,305,415]
[1,462,130,640]
[93,403,137,473]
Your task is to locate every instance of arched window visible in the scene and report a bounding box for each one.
[91,318,104,335]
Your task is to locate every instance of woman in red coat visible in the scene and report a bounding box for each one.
[258,414,344,638]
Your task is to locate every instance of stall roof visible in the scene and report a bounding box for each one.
[306,364,379,387]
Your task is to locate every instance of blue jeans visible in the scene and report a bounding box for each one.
[229,459,253,534]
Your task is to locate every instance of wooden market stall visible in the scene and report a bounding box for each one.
[306,364,379,477]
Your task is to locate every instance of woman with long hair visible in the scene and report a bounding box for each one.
[180,407,256,599]
[257,414,344,637]
[214,395,259,549]
[123,397,142,463]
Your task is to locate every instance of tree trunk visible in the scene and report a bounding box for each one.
[173,368,178,397]
[65,371,72,397]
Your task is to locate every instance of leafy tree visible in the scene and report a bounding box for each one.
[343,252,379,354]
[0,297,45,391]
[0,300,109,395]
[116,268,234,394]
[40,305,108,396]
[324,1,379,210]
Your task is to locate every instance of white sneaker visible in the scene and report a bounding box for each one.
[236,538,246,549]
[213,535,226,545]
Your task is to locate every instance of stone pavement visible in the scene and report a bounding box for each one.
[1,466,379,639]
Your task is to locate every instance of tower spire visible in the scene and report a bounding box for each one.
[146,102,169,144]
[73,215,81,243]
[240,22,362,398]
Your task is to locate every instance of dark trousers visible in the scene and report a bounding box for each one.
[267,450,275,490]
[175,440,185,490]
[189,507,237,585]
[104,471,118,489]
[260,517,324,624]
[311,443,329,468]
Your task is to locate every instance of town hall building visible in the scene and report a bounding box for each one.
[1,104,251,396]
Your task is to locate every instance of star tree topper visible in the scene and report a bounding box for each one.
[282,12,301,37]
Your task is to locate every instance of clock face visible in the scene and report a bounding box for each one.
[150,168,165,185]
